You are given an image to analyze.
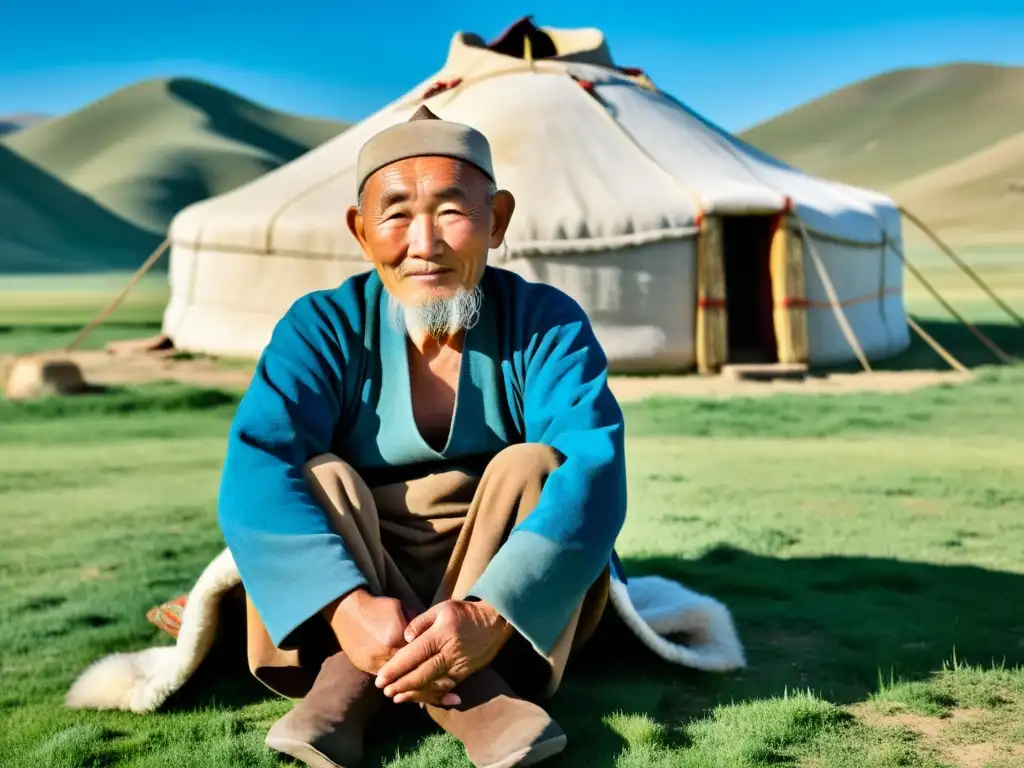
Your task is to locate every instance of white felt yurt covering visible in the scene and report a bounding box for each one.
[162,18,910,372]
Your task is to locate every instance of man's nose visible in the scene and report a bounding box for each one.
[407,214,442,259]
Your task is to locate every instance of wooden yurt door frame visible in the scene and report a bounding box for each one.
[695,211,809,374]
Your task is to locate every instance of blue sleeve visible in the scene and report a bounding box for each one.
[217,292,368,648]
[468,290,627,654]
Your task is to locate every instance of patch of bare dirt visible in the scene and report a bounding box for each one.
[90,349,254,389]
[850,706,1024,768]
[886,708,980,740]
[33,348,255,392]
[2,344,975,402]
[956,742,1024,767]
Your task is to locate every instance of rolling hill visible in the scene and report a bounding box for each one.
[3,78,348,236]
[3,62,1019,275]
[0,113,49,137]
[0,79,349,273]
[891,130,1024,244]
[0,145,160,273]
[739,63,1024,245]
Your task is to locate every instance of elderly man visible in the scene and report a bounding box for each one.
[217,105,627,768]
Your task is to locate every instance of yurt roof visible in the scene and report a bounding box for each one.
[170,17,900,261]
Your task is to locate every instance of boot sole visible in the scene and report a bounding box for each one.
[267,728,566,768]
[479,733,568,768]
[265,736,354,768]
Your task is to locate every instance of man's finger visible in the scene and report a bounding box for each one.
[403,603,441,643]
[394,676,461,707]
[403,691,461,707]
[382,652,449,699]
[387,660,453,699]
[375,630,441,687]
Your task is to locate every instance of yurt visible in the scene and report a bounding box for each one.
[163,17,911,373]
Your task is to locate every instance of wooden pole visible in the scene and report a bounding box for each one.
[792,214,872,372]
[899,205,1024,327]
[905,315,970,373]
[65,239,171,353]
[889,242,1017,365]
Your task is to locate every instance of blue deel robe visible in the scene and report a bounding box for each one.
[217,266,628,657]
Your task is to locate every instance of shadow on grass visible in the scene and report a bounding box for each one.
[163,597,472,763]
[0,322,158,334]
[820,318,1024,374]
[0,382,239,423]
[595,547,1024,707]
[0,321,165,356]
[159,545,1024,765]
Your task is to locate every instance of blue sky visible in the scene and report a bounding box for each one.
[1,1,1022,132]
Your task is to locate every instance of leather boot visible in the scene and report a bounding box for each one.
[426,666,567,768]
[265,652,382,768]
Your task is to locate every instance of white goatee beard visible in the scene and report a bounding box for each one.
[387,285,484,341]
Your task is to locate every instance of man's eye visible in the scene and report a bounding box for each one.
[385,211,409,221]
[439,209,464,216]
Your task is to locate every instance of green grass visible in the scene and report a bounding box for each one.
[0,272,167,355]
[3,260,1024,766]
[2,363,1024,766]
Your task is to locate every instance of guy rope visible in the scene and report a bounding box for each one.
[65,238,170,353]
[885,222,1018,366]
[790,212,872,372]
[899,205,1023,328]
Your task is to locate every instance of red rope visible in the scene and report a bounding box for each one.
[571,74,595,92]
[422,77,463,100]
[778,285,900,310]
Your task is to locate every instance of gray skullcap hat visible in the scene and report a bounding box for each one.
[355,105,496,193]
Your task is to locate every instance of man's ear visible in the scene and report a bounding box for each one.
[488,190,516,249]
[346,204,372,263]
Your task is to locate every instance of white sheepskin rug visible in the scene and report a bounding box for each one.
[65,548,745,713]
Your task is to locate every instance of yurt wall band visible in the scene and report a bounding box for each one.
[769,213,809,364]
[695,214,727,374]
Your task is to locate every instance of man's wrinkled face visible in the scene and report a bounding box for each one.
[346,156,514,310]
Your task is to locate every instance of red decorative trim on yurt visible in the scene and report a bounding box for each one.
[778,285,900,310]
[698,297,727,309]
[570,74,596,93]
[422,78,463,100]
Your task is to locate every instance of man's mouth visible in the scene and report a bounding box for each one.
[404,266,454,278]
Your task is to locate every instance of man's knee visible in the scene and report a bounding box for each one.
[302,454,375,524]
[303,453,348,484]
[487,443,564,480]
[303,454,371,499]
[477,444,564,528]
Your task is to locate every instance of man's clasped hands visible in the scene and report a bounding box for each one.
[328,588,515,707]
